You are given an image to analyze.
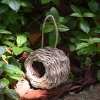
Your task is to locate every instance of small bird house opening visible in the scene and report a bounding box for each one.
[32,61,45,78]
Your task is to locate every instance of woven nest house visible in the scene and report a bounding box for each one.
[25,47,70,89]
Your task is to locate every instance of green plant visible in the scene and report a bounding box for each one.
[0,0,32,32]
[0,32,31,99]
[0,0,100,99]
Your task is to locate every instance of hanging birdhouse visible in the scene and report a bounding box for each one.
[24,47,70,89]
[24,15,70,89]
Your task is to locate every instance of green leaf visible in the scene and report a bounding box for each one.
[41,0,60,5]
[77,44,96,56]
[4,64,24,80]
[48,32,56,47]
[70,12,83,17]
[2,0,21,12]
[1,0,9,4]
[94,25,100,34]
[0,61,4,75]
[43,24,54,33]
[20,1,32,7]
[0,5,8,14]
[77,46,90,55]
[6,89,19,100]
[0,78,9,88]
[89,38,100,44]
[22,47,32,52]
[59,17,67,24]
[0,61,4,68]
[47,7,59,21]
[88,1,99,12]
[12,47,24,55]
[41,0,50,4]
[3,41,15,47]
[83,12,95,17]
[9,0,20,12]
[71,5,82,14]
[0,29,12,34]
[58,24,69,32]
[80,21,90,33]
[0,47,6,56]
[12,46,31,56]
[16,35,27,47]
[48,32,60,47]
[76,42,89,50]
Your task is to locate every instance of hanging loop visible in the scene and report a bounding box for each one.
[41,15,59,48]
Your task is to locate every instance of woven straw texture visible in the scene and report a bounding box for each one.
[24,47,70,89]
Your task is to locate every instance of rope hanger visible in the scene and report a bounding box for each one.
[41,15,59,48]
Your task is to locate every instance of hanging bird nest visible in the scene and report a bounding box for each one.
[24,47,70,89]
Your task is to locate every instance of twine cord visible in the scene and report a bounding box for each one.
[41,15,59,48]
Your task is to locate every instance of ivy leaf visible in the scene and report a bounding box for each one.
[0,78,9,89]
[16,35,27,47]
[59,17,67,24]
[20,1,32,7]
[80,21,90,33]
[76,42,89,50]
[41,0,59,5]
[47,7,59,21]
[71,5,82,14]
[83,12,95,17]
[0,47,6,57]
[77,44,96,55]
[6,89,19,100]
[41,0,50,4]
[0,61,4,75]
[48,32,60,47]
[1,0,9,4]
[0,61,4,68]
[88,1,99,12]
[43,24,54,33]
[0,5,8,14]
[22,47,32,52]
[0,29,12,34]
[58,24,69,32]
[70,12,83,17]
[4,64,24,80]
[90,38,100,43]
[3,41,15,47]
[12,47,24,56]
[94,25,100,34]
[8,0,20,12]
[12,46,31,56]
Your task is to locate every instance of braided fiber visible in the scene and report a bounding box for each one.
[24,47,70,89]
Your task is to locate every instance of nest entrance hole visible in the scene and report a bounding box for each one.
[32,61,45,78]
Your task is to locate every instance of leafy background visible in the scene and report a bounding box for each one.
[0,0,100,99]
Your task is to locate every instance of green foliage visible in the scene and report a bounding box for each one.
[80,21,90,33]
[41,0,60,5]
[0,0,100,99]
[0,0,32,97]
[16,35,27,47]
[71,37,99,56]
[2,0,21,12]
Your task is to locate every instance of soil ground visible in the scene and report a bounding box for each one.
[59,84,100,100]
